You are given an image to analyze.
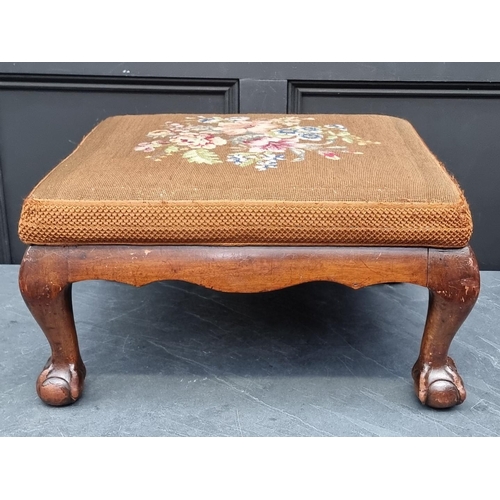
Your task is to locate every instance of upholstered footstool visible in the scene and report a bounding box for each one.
[18,113,479,409]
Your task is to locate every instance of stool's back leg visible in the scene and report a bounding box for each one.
[19,247,86,406]
[412,246,480,409]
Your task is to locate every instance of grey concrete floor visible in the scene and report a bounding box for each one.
[1,265,499,436]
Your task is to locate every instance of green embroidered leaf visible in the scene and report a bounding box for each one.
[183,149,222,164]
[164,145,179,155]
[237,158,256,167]
[229,153,257,167]
[342,137,354,144]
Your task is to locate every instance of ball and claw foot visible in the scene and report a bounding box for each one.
[36,357,86,406]
[412,357,466,409]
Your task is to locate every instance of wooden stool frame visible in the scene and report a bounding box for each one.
[19,244,480,409]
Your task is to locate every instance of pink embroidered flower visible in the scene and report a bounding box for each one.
[319,150,341,160]
[217,120,278,136]
[244,137,300,153]
[170,133,227,149]
[134,141,164,152]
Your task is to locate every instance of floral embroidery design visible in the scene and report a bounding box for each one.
[135,116,380,170]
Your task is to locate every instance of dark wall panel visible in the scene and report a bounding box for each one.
[289,82,500,269]
[0,77,238,263]
[240,79,287,113]
[2,62,500,83]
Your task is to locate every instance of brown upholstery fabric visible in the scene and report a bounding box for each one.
[18,113,473,247]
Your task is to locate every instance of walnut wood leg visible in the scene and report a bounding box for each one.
[412,246,480,409]
[19,248,85,406]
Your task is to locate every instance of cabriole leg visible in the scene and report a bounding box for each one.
[412,246,480,409]
[19,247,85,406]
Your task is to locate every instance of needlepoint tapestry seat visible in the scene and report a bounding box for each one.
[19,113,472,248]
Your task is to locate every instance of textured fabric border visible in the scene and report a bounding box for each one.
[19,197,473,248]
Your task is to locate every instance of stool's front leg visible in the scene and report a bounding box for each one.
[19,247,85,406]
[412,246,480,409]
